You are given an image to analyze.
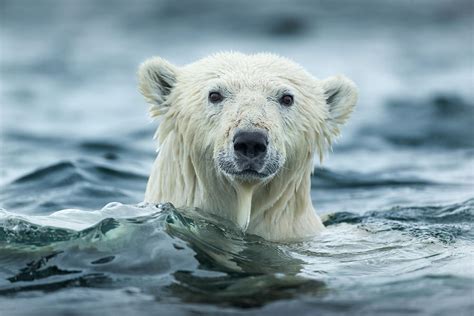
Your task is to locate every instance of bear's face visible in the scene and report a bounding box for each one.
[139,53,357,187]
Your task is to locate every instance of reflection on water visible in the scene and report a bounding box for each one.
[1,0,473,315]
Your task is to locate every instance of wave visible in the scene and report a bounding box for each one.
[323,198,474,243]
[0,159,147,214]
[0,202,323,307]
[312,167,439,188]
[357,94,474,148]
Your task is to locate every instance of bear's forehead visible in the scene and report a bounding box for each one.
[182,53,313,90]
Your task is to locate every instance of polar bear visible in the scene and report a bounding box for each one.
[138,52,357,241]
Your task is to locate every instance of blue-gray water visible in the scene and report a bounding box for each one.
[0,1,473,315]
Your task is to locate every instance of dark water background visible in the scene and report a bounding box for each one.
[0,0,473,315]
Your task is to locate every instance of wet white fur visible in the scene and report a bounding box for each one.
[138,52,357,241]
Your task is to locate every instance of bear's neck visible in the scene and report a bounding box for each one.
[145,132,324,241]
[246,164,325,241]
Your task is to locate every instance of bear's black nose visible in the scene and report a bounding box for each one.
[233,130,268,161]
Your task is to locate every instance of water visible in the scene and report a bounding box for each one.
[1,0,473,315]
[0,201,473,315]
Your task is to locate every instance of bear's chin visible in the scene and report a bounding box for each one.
[234,170,269,180]
[220,169,276,184]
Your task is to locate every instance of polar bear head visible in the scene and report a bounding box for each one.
[138,52,357,235]
[139,52,356,185]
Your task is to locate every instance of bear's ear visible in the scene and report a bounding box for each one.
[138,57,179,117]
[314,75,357,161]
[321,75,358,136]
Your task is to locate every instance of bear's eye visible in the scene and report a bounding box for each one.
[209,92,224,103]
[280,94,294,107]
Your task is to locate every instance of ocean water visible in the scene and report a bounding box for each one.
[0,0,473,315]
